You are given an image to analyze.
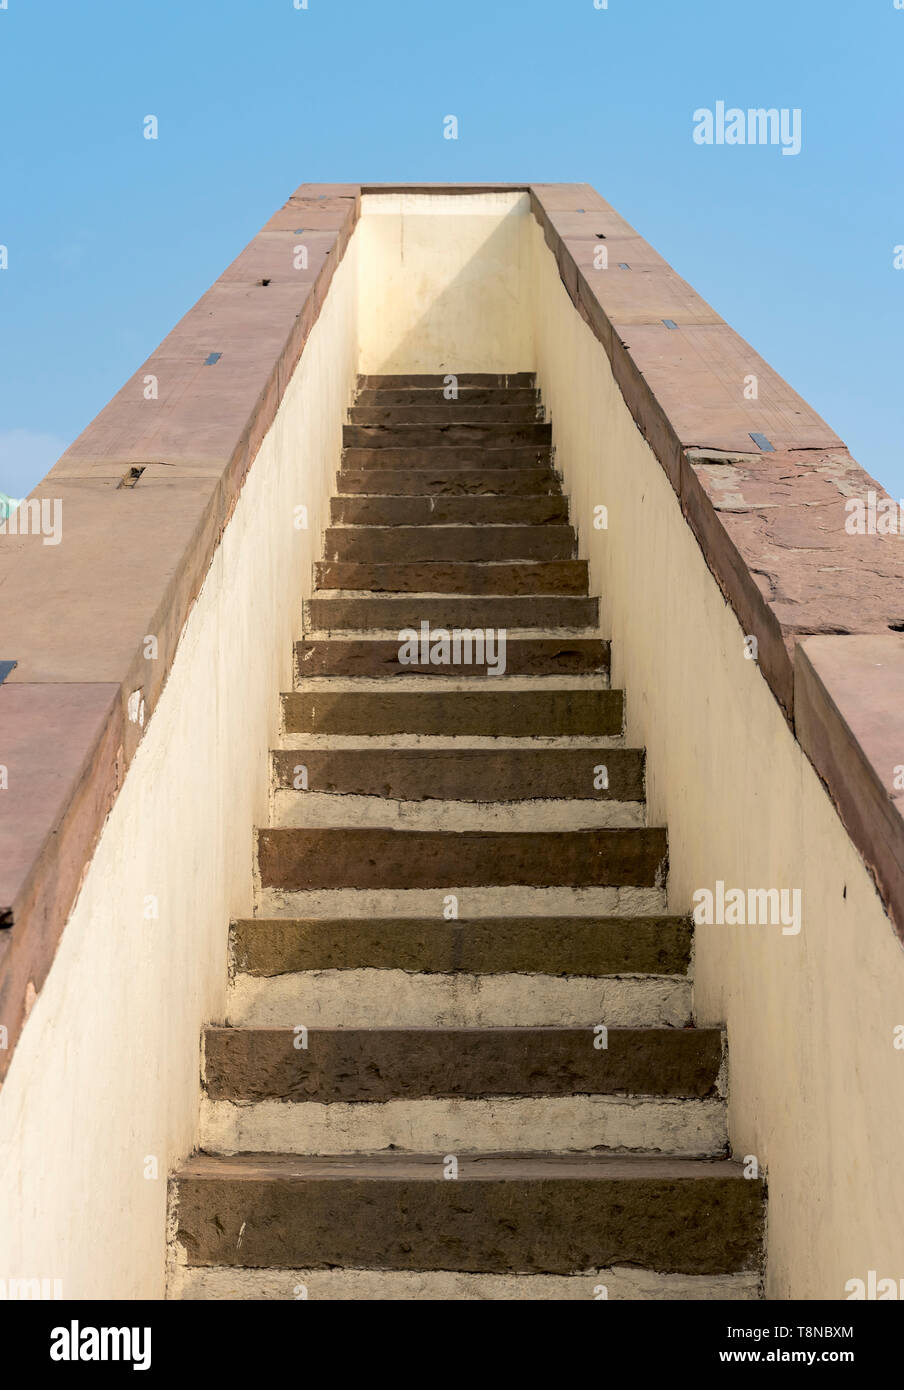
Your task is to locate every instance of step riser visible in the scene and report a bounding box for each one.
[295,639,609,680]
[170,1166,765,1275]
[305,597,597,631]
[330,497,568,526]
[337,469,561,497]
[227,973,691,1029]
[323,526,575,562]
[282,689,624,736]
[279,735,627,750]
[343,447,552,470]
[256,828,668,891]
[272,748,642,802]
[271,793,645,833]
[314,561,588,595]
[348,406,545,425]
[255,887,669,920]
[355,389,540,407]
[171,1266,761,1302]
[343,424,552,449]
[199,1096,727,1159]
[232,917,693,978]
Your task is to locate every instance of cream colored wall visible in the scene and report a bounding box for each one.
[0,233,360,1300]
[357,192,533,375]
[529,216,904,1299]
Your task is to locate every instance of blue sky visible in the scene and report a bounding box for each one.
[1,0,902,499]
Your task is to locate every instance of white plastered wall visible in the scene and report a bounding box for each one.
[528,216,904,1299]
[357,192,533,375]
[0,231,360,1299]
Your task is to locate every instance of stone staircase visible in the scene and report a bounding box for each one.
[167,372,765,1301]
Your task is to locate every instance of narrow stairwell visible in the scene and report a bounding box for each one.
[167,373,765,1301]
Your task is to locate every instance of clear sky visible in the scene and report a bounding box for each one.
[1,0,901,499]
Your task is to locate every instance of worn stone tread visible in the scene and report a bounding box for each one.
[305,596,598,631]
[348,405,544,426]
[203,1025,723,1102]
[271,746,640,801]
[343,423,552,449]
[342,446,553,469]
[282,688,624,736]
[171,1151,764,1275]
[313,560,588,595]
[329,495,568,526]
[256,826,668,890]
[294,638,609,679]
[323,524,575,562]
[232,916,693,978]
[336,468,561,497]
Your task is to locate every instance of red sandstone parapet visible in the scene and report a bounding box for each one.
[0,186,360,1079]
[528,182,904,941]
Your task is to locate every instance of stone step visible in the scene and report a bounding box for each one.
[357,372,536,389]
[313,560,589,595]
[271,747,641,802]
[199,1094,726,1161]
[255,826,668,891]
[342,446,552,470]
[271,793,644,835]
[323,526,575,562]
[349,405,544,426]
[232,916,693,978]
[202,1027,723,1102]
[255,886,668,922]
[278,735,626,750]
[270,793,645,834]
[294,638,609,680]
[172,1265,761,1301]
[355,388,540,408]
[336,468,561,497]
[169,1152,764,1275]
[330,495,568,527]
[305,595,598,632]
[229,970,683,1030]
[282,688,623,736]
[343,423,552,450]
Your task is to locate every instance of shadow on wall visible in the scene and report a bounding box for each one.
[358,196,535,376]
